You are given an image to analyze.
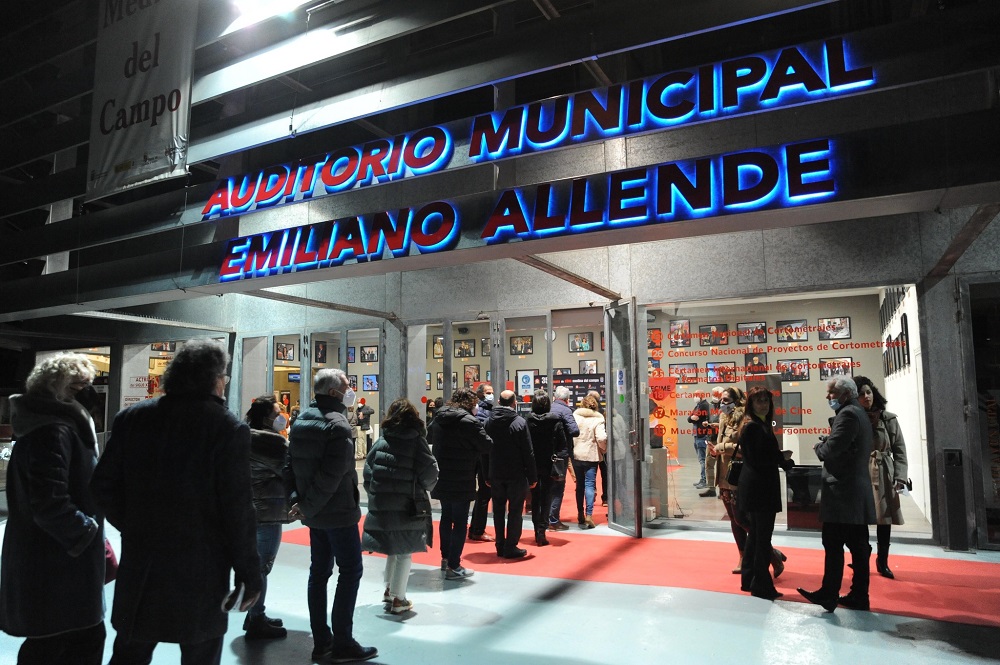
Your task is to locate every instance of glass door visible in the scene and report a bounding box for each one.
[605,298,642,537]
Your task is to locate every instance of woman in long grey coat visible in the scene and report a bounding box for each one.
[854,376,908,579]
[362,398,439,614]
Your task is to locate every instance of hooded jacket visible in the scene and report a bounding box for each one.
[428,405,492,501]
[485,405,537,483]
[0,393,104,638]
[572,407,607,462]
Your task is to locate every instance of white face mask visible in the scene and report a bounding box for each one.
[472,403,479,415]
[272,414,288,432]
[342,387,357,407]
[484,393,494,402]
[720,402,735,415]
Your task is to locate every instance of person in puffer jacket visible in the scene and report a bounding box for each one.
[428,387,492,580]
[243,396,292,639]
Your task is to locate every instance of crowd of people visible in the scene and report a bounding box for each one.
[0,342,908,664]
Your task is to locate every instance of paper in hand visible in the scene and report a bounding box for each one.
[221,583,246,612]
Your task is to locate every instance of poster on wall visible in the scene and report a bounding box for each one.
[648,374,678,459]
[551,374,605,409]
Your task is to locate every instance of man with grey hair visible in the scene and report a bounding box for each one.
[286,368,377,663]
[798,376,876,613]
[547,386,581,530]
[92,339,262,665]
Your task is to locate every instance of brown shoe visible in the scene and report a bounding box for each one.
[468,533,495,542]
[583,515,596,529]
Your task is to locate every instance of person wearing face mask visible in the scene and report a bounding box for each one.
[735,386,795,601]
[798,376,876,613]
[853,376,908,580]
[699,387,725,498]
[1,353,107,665]
[285,369,378,663]
[242,396,292,640]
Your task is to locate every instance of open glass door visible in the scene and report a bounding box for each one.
[605,298,642,537]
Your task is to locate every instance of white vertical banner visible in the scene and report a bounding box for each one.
[86,0,199,200]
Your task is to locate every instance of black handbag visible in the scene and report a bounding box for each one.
[725,441,743,486]
[550,455,567,481]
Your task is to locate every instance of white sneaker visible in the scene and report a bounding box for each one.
[389,597,413,614]
[445,566,475,580]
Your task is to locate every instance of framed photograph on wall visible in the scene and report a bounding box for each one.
[744,352,768,375]
[819,357,853,380]
[818,317,851,340]
[481,338,489,356]
[775,319,809,342]
[276,342,295,362]
[436,372,444,390]
[569,332,594,352]
[348,375,358,391]
[668,319,691,348]
[706,362,735,384]
[579,359,598,374]
[360,345,378,363]
[778,358,810,381]
[699,324,729,347]
[348,346,356,364]
[452,372,458,390]
[454,339,475,358]
[737,322,767,345]
[668,363,697,384]
[425,373,431,391]
[432,335,444,359]
[150,342,176,352]
[553,367,572,376]
[781,392,803,426]
[314,340,327,364]
[464,364,480,386]
[362,374,379,391]
[647,328,662,349]
[510,335,533,355]
[600,331,605,351]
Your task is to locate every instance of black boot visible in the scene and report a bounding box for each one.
[535,528,550,546]
[244,614,287,640]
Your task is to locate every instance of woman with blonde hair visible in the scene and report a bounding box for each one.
[572,394,607,529]
[0,353,107,664]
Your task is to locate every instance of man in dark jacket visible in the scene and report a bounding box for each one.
[548,386,581,530]
[485,390,538,559]
[468,383,495,542]
[286,368,377,663]
[798,376,876,612]
[91,340,261,665]
[525,390,569,547]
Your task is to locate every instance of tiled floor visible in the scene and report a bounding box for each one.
[2,516,998,665]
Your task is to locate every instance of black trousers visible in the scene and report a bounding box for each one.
[469,459,492,536]
[820,522,872,599]
[491,478,528,555]
[530,474,554,532]
[109,633,224,665]
[741,511,777,595]
[17,622,105,665]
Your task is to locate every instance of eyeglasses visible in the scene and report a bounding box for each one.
[69,380,93,389]
[219,375,231,384]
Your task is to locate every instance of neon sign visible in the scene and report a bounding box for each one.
[202,38,872,221]
[219,201,459,282]
[480,139,836,243]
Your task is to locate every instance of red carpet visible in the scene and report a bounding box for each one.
[283,515,1000,628]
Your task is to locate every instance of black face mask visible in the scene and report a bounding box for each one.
[75,384,99,410]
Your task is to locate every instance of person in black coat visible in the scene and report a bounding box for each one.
[428,387,492,579]
[798,377,876,612]
[242,396,292,640]
[91,340,262,665]
[736,386,794,601]
[0,353,106,665]
[485,390,537,559]
[547,386,581,530]
[468,383,495,542]
[525,390,569,546]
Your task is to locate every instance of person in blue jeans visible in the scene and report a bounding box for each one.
[689,396,712,488]
[244,396,292,639]
[428,387,493,578]
[571,394,607,529]
[287,369,377,664]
